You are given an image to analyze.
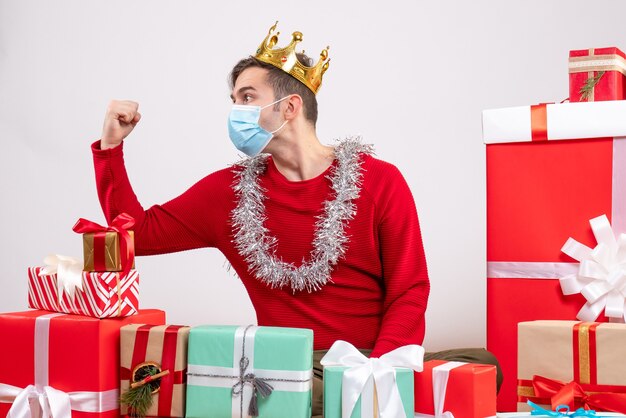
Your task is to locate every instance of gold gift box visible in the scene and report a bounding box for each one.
[517,320,626,412]
[82,230,135,272]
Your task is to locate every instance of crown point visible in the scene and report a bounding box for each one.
[268,34,279,49]
[293,31,303,42]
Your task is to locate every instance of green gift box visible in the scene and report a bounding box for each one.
[323,367,414,418]
[186,325,313,418]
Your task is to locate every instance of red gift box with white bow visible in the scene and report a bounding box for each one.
[482,100,626,410]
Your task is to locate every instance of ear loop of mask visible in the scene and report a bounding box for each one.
[260,95,291,110]
[263,95,291,134]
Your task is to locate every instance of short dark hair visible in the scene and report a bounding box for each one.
[228,54,318,126]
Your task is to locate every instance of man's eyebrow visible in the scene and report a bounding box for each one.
[230,86,256,101]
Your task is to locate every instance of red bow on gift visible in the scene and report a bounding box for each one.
[72,213,136,280]
[532,375,626,413]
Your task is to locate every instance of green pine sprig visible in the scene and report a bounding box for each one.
[120,383,155,418]
[579,71,605,101]
[120,364,161,418]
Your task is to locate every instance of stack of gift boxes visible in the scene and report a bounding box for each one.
[484,47,626,415]
[0,209,499,417]
[0,215,499,418]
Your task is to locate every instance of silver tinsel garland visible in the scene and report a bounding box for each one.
[230,137,374,293]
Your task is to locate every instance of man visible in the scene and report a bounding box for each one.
[92,23,500,417]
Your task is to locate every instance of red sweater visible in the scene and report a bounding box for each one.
[92,140,429,357]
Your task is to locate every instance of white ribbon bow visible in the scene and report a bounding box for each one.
[321,340,424,418]
[2,384,71,418]
[560,214,626,322]
[0,383,119,418]
[39,255,84,299]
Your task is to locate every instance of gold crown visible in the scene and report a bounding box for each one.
[255,22,330,95]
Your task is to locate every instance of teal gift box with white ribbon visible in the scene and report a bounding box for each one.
[323,366,414,418]
[186,325,313,418]
[321,340,423,418]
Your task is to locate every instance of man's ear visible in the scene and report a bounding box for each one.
[284,94,303,121]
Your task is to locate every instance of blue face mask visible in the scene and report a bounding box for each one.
[227,96,290,156]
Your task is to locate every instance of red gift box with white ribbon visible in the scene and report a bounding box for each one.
[414,360,496,418]
[482,100,626,411]
[0,309,165,418]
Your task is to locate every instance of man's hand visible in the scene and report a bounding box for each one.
[101,100,141,149]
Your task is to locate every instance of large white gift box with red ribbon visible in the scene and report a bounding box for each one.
[0,309,165,418]
[482,100,626,410]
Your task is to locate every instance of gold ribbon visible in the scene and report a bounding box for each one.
[569,51,626,76]
[577,322,591,385]
[116,274,123,317]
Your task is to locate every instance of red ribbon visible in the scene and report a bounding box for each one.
[530,103,548,141]
[158,325,184,416]
[119,368,187,385]
[72,213,135,281]
[120,325,187,416]
[532,375,626,413]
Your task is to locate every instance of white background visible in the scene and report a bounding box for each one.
[1,0,624,351]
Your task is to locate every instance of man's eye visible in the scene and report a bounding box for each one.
[244,94,252,103]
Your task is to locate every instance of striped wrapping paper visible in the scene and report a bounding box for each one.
[27,266,139,318]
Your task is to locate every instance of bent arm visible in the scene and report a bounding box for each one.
[370,166,430,357]
[92,140,226,255]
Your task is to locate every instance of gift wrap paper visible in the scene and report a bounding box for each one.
[186,325,313,418]
[0,309,165,418]
[28,266,139,318]
[120,324,190,417]
[324,366,413,418]
[482,100,626,410]
[83,230,135,272]
[414,360,496,418]
[517,320,626,412]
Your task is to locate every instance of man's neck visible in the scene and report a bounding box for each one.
[266,132,335,182]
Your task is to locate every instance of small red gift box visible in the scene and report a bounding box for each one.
[0,309,166,418]
[28,266,139,318]
[482,100,626,410]
[414,360,496,418]
[569,47,626,102]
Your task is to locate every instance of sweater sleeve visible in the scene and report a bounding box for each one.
[91,139,228,255]
[369,164,430,358]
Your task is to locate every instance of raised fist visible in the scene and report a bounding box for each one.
[101,100,141,149]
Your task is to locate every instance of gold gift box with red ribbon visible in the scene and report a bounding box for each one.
[517,320,626,414]
[73,213,136,272]
[82,230,135,272]
[569,47,626,102]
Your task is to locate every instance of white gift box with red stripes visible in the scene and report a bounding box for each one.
[27,266,139,318]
